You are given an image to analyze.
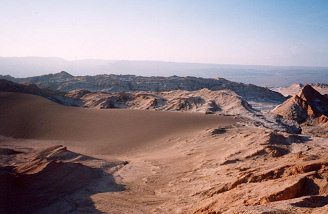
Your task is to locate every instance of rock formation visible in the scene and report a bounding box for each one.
[273,83,328,97]
[273,85,328,123]
[66,89,256,115]
[272,85,328,137]
[0,144,126,213]
[1,71,286,102]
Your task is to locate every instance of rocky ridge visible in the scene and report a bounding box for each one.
[272,85,328,137]
[273,83,328,97]
[0,79,300,133]
[0,79,80,106]
[66,88,256,115]
[1,71,286,103]
[273,85,328,123]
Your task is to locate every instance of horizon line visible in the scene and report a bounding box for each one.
[1,55,328,69]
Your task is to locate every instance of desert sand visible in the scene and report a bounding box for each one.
[1,92,328,213]
[0,92,236,154]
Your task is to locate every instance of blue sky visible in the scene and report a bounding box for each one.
[1,0,328,66]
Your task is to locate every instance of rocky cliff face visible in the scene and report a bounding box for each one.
[299,85,328,117]
[1,72,286,103]
[273,85,328,123]
[272,85,328,137]
[273,83,328,97]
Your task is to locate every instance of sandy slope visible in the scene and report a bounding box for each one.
[0,92,235,154]
[2,92,328,213]
[0,142,127,213]
[2,124,328,213]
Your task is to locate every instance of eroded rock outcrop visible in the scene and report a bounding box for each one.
[2,71,286,103]
[273,85,328,123]
[0,145,126,213]
[65,89,257,115]
[190,128,328,214]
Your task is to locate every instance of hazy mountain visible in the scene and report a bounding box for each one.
[1,57,327,87]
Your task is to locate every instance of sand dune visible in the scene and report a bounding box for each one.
[0,92,235,154]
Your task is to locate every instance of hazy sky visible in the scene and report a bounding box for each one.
[1,0,328,66]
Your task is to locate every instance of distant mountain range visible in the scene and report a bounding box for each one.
[1,57,327,87]
[0,71,285,103]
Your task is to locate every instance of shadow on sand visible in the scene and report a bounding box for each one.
[0,160,125,214]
